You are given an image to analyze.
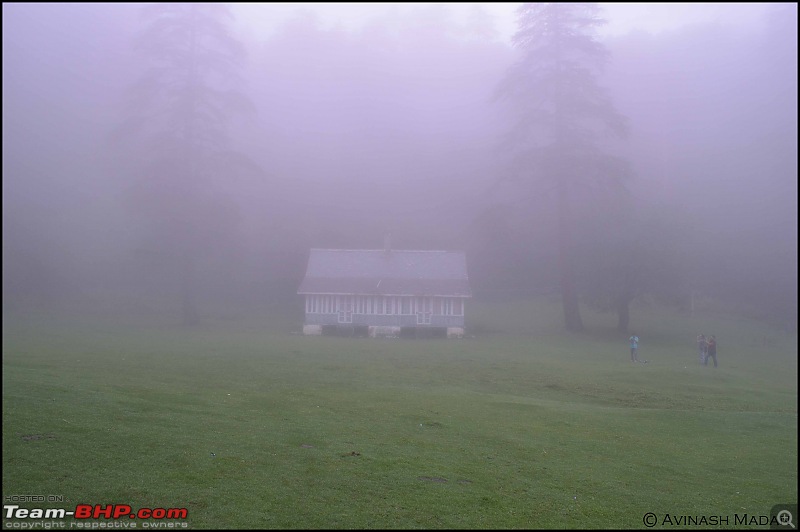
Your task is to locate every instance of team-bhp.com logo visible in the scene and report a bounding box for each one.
[5,504,188,520]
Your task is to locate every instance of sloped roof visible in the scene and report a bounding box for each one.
[297,249,472,297]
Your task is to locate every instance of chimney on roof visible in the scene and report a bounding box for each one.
[384,233,392,254]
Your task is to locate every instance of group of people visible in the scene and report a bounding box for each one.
[696,333,718,367]
[627,333,719,368]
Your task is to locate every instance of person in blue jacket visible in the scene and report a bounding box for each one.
[629,333,640,362]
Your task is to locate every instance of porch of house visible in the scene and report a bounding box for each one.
[302,294,466,338]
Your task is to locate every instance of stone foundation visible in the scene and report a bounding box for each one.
[303,324,322,336]
[304,324,464,339]
[447,327,465,339]
[369,326,401,338]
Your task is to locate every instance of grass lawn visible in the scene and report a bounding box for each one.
[2,296,797,529]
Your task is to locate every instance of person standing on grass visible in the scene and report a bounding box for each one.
[629,333,640,362]
[697,333,707,363]
[704,335,718,367]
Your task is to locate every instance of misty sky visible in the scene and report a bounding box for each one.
[232,2,775,42]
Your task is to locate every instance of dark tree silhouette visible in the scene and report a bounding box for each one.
[495,3,631,331]
[574,207,688,333]
[115,3,257,325]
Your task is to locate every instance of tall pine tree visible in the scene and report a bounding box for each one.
[496,3,631,331]
[115,3,257,325]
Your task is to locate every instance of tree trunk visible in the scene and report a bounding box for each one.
[556,182,584,332]
[551,25,583,333]
[180,5,199,328]
[616,295,630,333]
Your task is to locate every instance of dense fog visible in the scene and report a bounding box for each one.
[3,3,797,328]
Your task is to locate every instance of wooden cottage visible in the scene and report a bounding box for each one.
[297,247,472,338]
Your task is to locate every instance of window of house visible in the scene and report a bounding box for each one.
[442,298,454,316]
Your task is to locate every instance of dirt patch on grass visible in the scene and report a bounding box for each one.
[21,433,56,442]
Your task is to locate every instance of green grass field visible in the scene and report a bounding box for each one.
[2,297,797,529]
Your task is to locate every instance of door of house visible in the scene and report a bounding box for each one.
[337,295,353,323]
[416,296,432,325]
